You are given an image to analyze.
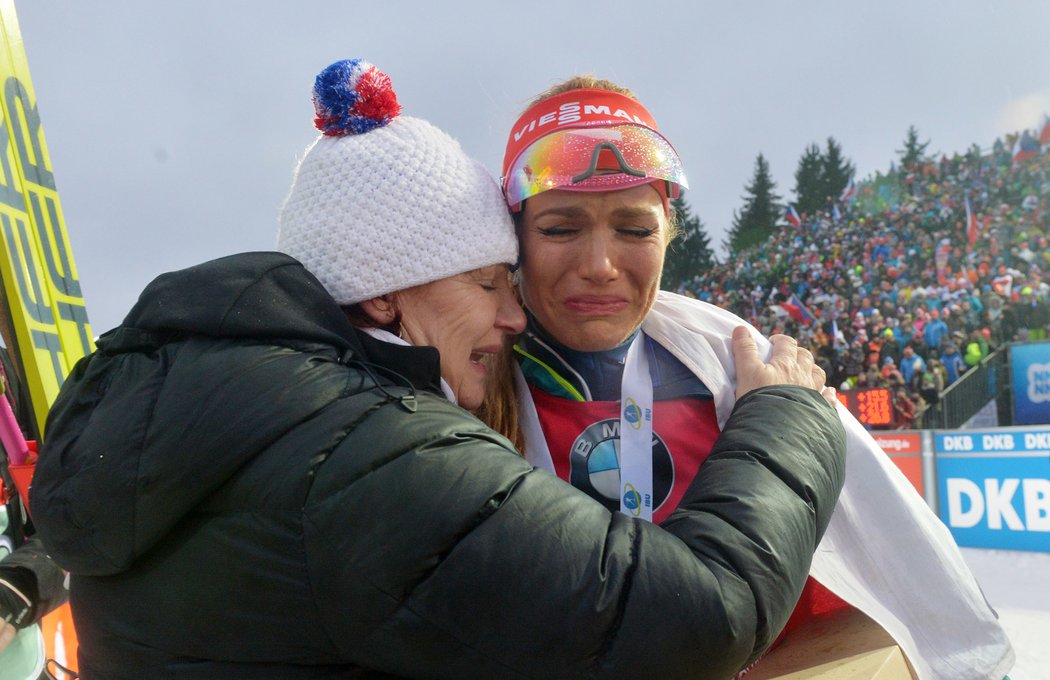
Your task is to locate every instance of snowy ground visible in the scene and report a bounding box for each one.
[961,548,1050,680]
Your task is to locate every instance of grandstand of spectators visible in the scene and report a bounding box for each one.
[675,135,1050,429]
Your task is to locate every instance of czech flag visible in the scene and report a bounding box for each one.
[965,195,979,246]
[781,294,816,324]
[1013,131,1040,162]
[839,175,857,202]
[831,318,846,348]
[784,205,802,227]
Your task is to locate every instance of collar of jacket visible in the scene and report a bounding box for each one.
[352,328,444,399]
[515,313,637,401]
[515,311,711,402]
[98,251,446,400]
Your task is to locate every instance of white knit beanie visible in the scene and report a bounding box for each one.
[278,59,517,305]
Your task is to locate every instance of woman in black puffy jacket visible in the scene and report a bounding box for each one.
[30,59,845,680]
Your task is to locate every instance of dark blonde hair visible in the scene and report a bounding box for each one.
[524,75,638,108]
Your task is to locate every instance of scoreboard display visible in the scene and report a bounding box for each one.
[836,388,894,427]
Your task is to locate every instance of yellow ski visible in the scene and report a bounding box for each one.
[0,0,93,438]
[0,5,85,677]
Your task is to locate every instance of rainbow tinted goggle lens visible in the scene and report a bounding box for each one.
[502,124,688,210]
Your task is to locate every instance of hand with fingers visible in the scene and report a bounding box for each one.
[732,326,838,405]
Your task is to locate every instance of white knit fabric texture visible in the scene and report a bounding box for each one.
[278,116,517,305]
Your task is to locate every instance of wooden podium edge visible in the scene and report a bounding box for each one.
[745,607,918,679]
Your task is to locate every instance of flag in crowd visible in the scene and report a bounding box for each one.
[830,317,846,349]
[784,204,801,227]
[789,294,816,323]
[779,294,816,324]
[839,175,857,202]
[992,273,1013,298]
[832,203,842,222]
[1012,130,1040,162]
[1040,115,1050,146]
[935,237,951,283]
[965,195,979,246]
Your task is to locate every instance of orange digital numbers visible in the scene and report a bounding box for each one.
[852,388,893,426]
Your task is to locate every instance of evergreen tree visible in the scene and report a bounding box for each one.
[897,125,930,170]
[793,143,825,217]
[965,143,982,164]
[661,195,715,290]
[725,153,782,255]
[820,137,854,208]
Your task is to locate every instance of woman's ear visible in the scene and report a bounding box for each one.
[359,294,399,326]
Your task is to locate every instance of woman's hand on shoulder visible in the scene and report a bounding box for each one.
[732,326,837,405]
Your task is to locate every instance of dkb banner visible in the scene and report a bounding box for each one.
[1011,341,1050,425]
[936,426,1050,552]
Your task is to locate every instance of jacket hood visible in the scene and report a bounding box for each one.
[32,252,373,575]
[104,251,363,354]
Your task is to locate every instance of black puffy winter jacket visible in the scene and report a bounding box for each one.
[31,252,845,679]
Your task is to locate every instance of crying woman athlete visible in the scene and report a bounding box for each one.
[494,76,1014,680]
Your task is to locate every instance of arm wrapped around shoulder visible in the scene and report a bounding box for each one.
[661,384,846,666]
[308,388,844,680]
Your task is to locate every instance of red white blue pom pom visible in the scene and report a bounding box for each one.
[312,59,401,136]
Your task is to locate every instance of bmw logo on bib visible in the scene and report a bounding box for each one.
[569,417,674,513]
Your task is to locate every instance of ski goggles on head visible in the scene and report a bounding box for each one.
[502,125,687,210]
[501,88,688,211]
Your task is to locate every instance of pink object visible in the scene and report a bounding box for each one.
[0,392,29,465]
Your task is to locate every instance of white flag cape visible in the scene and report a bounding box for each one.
[520,291,1014,680]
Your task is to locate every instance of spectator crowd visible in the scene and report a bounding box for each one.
[675,136,1050,430]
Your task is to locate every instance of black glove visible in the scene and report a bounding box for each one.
[0,564,38,629]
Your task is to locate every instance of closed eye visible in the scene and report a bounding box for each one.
[537,226,578,237]
[619,227,658,238]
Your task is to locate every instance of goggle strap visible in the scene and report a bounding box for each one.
[571,142,647,184]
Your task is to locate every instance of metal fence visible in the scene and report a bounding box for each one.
[920,345,1012,430]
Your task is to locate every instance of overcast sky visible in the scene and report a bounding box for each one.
[13,1,1050,334]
